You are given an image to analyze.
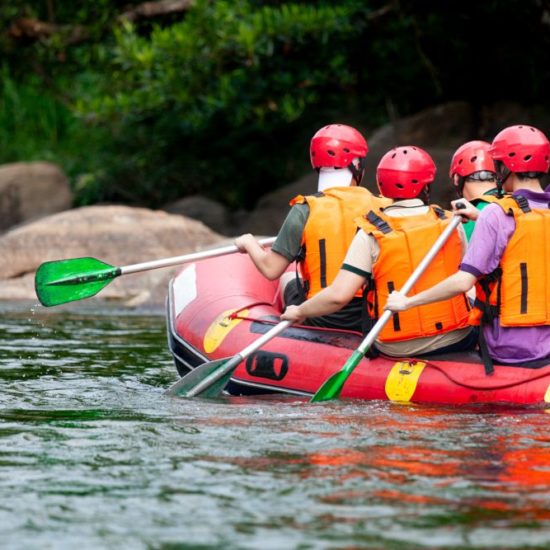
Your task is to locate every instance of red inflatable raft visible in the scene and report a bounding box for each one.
[166,253,550,406]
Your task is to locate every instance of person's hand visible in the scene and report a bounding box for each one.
[281,305,306,323]
[384,291,410,312]
[234,233,256,253]
[451,199,479,222]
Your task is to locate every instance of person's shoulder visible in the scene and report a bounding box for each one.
[476,202,505,220]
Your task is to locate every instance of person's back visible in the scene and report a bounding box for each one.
[353,146,474,356]
[281,146,476,355]
[384,125,550,368]
[462,125,550,365]
[449,140,498,241]
[235,123,389,331]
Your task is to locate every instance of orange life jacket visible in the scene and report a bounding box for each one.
[469,195,550,327]
[357,205,471,342]
[290,186,390,298]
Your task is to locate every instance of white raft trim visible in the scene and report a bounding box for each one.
[173,263,197,316]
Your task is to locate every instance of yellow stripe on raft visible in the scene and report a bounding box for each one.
[203,308,249,353]
[545,384,550,403]
[385,361,427,402]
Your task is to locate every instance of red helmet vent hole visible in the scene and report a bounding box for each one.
[395,183,404,189]
[327,150,336,157]
[458,159,463,164]
[412,179,418,183]
[403,150,408,154]
[524,155,532,161]
[391,153,397,159]
[470,156,477,162]
[508,152,516,157]
[343,148,350,153]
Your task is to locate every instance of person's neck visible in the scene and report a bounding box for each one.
[505,173,543,194]
[511,181,543,193]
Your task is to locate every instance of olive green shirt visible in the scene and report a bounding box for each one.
[271,204,309,261]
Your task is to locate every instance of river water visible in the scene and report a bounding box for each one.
[0,304,549,549]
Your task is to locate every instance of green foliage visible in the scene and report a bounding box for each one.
[81,2,359,125]
[74,0,372,207]
[2,0,550,210]
[0,67,110,203]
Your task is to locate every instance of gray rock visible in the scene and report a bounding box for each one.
[0,161,73,232]
[237,172,317,235]
[163,195,232,235]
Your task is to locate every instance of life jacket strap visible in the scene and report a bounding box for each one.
[366,211,392,234]
[361,276,380,358]
[433,206,447,219]
[511,194,531,214]
[476,267,503,322]
[478,326,495,376]
[294,245,307,302]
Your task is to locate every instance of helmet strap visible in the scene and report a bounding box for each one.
[419,186,430,204]
[495,160,511,195]
[455,176,465,198]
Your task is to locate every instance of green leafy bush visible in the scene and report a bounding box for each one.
[2,1,550,210]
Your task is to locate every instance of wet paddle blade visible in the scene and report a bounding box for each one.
[35,257,121,307]
[165,357,236,398]
[310,350,364,402]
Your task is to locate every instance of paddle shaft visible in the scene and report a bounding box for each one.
[310,214,464,402]
[120,236,276,275]
[357,215,463,355]
[184,320,292,397]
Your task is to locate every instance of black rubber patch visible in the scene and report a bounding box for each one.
[246,351,289,380]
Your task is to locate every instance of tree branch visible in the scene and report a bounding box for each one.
[8,18,88,45]
[7,1,193,47]
[119,0,194,23]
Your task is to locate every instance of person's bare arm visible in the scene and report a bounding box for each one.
[234,234,290,280]
[385,270,476,312]
[451,198,479,221]
[281,269,365,323]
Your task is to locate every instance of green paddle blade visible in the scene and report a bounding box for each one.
[35,257,121,307]
[310,349,365,402]
[165,357,237,398]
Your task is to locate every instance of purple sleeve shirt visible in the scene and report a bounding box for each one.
[459,190,550,364]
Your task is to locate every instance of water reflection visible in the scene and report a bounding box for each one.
[0,307,548,548]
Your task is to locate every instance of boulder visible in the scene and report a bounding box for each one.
[362,101,475,206]
[0,161,73,232]
[237,172,317,235]
[0,205,224,307]
[163,195,232,235]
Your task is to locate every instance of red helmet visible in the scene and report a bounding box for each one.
[376,146,436,199]
[449,140,495,178]
[489,125,550,173]
[310,124,368,170]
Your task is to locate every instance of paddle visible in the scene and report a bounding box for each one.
[35,237,276,307]
[311,214,464,403]
[165,320,292,398]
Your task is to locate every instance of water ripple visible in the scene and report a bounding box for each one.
[0,307,548,549]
